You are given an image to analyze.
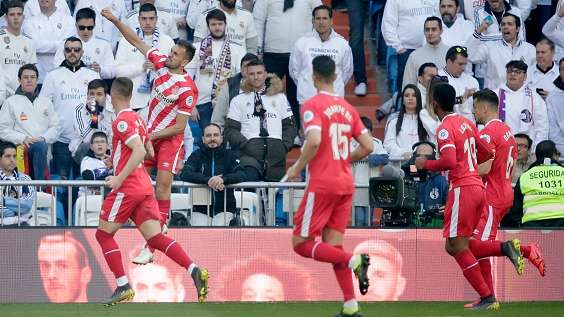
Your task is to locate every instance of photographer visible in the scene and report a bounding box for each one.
[69,79,116,165]
[405,141,448,227]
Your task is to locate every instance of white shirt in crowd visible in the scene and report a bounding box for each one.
[0,94,60,145]
[382,0,439,52]
[22,10,75,83]
[126,9,180,40]
[39,66,100,144]
[253,0,322,54]
[546,90,564,155]
[155,0,190,40]
[227,91,293,140]
[402,41,450,88]
[194,5,257,53]
[53,37,115,79]
[467,34,536,90]
[74,0,127,50]
[69,98,115,155]
[114,32,175,110]
[289,29,353,104]
[541,1,564,59]
[186,39,244,105]
[384,114,421,159]
[438,68,479,121]
[186,0,243,29]
[495,83,549,148]
[441,13,474,47]
[527,62,560,93]
[472,2,526,42]
[0,28,37,96]
[463,0,533,22]
[24,0,71,18]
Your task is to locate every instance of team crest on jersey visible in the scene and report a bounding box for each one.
[430,187,439,200]
[57,23,62,29]
[438,129,449,140]
[186,95,194,106]
[117,121,128,133]
[3,37,9,44]
[303,110,314,123]
[23,46,28,53]
[239,21,245,29]
[95,48,101,55]
[481,134,491,143]
[520,109,532,123]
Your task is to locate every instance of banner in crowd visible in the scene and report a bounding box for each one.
[0,228,562,303]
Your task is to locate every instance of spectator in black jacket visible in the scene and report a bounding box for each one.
[180,123,246,216]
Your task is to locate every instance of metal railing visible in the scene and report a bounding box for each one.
[0,180,372,228]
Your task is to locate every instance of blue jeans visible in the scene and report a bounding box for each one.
[27,140,48,180]
[197,102,213,132]
[51,142,78,179]
[354,206,370,227]
[346,0,369,84]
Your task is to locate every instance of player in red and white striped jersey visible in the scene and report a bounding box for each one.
[102,9,198,264]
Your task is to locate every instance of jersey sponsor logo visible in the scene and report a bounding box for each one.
[117,121,128,133]
[481,134,491,143]
[303,110,314,123]
[438,129,449,140]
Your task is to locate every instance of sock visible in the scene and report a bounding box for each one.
[293,240,352,265]
[157,199,171,227]
[187,263,197,275]
[454,249,492,298]
[468,239,503,258]
[521,245,531,258]
[478,258,494,296]
[147,233,193,268]
[333,246,356,302]
[116,276,129,287]
[95,229,126,280]
[342,299,359,314]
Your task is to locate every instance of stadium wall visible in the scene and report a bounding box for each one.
[0,228,562,303]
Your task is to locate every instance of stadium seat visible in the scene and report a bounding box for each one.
[234,190,259,226]
[170,193,193,219]
[74,195,103,226]
[30,192,57,226]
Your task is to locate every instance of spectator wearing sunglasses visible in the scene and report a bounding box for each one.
[53,8,115,79]
[438,46,478,121]
[22,0,74,83]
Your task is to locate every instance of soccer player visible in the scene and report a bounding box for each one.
[101,9,198,264]
[287,55,373,317]
[414,83,524,310]
[95,77,208,305]
[466,89,545,307]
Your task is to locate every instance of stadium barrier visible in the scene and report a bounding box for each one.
[0,180,374,227]
[0,228,561,303]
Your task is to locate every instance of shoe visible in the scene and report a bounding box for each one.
[334,310,363,317]
[354,83,367,96]
[527,243,546,277]
[502,239,525,275]
[463,298,481,308]
[191,266,209,303]
[470,295,500,310]
[104,283,135,306]
[132,245,154,265]
[352,254,370,295]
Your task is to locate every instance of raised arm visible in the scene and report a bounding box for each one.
[101,8,150,56]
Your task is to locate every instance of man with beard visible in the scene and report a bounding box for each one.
[102,8,199,265]
[187,9,245,131]
[439,0,473,47]
[193,0,257,53]
[180,123,246,218]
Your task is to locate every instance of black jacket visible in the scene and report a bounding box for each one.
[180,144,246,215]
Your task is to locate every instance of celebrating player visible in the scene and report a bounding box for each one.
[415,83,525,310]
[287,55,373,317]
[465,89,545,307]
[95,77,208,305]
[101,8,198,265]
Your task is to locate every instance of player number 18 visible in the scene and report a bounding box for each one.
[329,123,351,160]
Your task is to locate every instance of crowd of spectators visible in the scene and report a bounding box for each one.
[0,0,562,227]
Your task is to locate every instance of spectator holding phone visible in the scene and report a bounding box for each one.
[527,38,559,99]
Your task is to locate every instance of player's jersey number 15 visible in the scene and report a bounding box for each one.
[330,123,351,160]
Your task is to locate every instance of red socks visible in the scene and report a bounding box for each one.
[293,240,352,265]
[454,249,492,298]
[333,246,356,302]
[468,239,503,258]
[157,200,171,227]
[95,229,125,279]
[147,233,193,269]
[521,245,531,258]
[478,258,494,296]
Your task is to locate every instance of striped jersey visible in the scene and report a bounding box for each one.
[146,48,198,134]
[111,109,153,194]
